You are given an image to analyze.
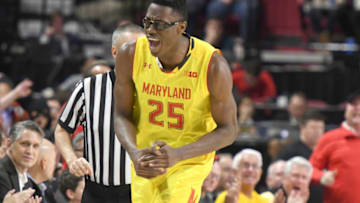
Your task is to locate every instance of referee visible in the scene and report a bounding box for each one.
[55,24,145,203]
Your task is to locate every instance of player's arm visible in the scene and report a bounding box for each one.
[113,41,138,160]
[150,52,237,167]
[178,52,237,158]
[113,41,165,178]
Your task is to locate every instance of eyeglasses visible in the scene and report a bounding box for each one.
[143,17,184,31]
[241,162,261,170]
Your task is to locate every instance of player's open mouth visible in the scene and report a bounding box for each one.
[148,37,161,51]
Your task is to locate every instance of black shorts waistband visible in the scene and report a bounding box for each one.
[84,180,130,197]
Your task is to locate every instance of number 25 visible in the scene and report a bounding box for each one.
[148,99,184,129]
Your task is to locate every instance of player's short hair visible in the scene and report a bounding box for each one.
[151,0,188,20]
[111,24,144,46]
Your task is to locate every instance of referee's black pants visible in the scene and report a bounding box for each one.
[81,180,131,203]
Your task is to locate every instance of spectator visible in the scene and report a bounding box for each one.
[0,74,31,134]
[186,0,207,36]
[57,170,85,203]
[273,157,312,203]
[0,75,32,113]
[265,160,286,190]
[277,93,308,128]
[277,110,325,160]
[58,59,112,92]
[3,188,40,203]
[47,97,62,132]
[276,111,325,203]
[35,10,84,89]
[28,139,58,203]
[237,97,256,137]
[215,148,268,203]
[215,153,233,194]
[204,17,226,49]
[205,0,259,44]
[0,130,9,159]
[56,57,97,92]
[308,0,338,42]
[266,136,284,162]
[83,60,111,77]
[310,90,360,203]
[39,11,82,58]
[260,160,286,202]
[200,161,222,203]
[0,120,44,202]
[72,131,84,159]
[28,97,52,141]
[232,59,277,103]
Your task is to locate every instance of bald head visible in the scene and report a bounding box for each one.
[111,24,145,58]
[29,139,58,183]
[84,60,112,77]
[38,139,57,159]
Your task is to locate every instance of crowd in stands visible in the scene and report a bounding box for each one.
[1,0,360,202]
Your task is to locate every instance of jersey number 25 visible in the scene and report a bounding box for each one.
[148,99,184,130]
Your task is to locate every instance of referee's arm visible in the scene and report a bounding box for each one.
[55,124,93,177]
[55,81,93,177]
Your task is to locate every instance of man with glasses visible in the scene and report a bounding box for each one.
[266,157,311,203]
[214,148,267,203]
[113,0,237,202]
[310,90,360,203]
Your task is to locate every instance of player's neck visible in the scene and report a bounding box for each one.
[158,35,189,71]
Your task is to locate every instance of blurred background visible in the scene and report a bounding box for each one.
[2,0,360,193]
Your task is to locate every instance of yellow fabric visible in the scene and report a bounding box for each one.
[131,159,213,203]
[215,190,270,203]
[131,36,219,203]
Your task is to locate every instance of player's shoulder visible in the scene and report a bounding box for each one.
[207,51,231,78]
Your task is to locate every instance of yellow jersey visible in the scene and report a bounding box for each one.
[215,190,269,203]
[132,35,218,162]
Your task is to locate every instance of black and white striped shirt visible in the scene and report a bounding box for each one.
[58,70,131,186]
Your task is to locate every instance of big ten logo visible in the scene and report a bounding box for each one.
[143,62,152,69]
[184,70,198,78]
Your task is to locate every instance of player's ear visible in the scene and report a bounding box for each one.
[177,21,187,34]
